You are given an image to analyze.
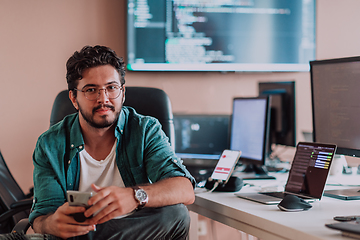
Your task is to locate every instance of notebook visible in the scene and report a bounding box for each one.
[235,142,337,204]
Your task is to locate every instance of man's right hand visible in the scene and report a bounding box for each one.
[32,202,96,239]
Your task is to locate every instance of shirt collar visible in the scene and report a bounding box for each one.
[115,108,126,138]
[69,114,84,151]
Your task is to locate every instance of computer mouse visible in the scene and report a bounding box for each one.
[277,195,312,212]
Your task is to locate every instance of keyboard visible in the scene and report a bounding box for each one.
[260,192,284,198]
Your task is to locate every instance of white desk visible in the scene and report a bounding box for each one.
[188,173,360,240]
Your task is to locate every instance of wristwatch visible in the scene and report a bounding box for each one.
[132,186,148,209]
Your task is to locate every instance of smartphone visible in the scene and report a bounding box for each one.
[66,190,93,222]
[210,149,242,184]
[334,215,360,222]
[67,190,93,207]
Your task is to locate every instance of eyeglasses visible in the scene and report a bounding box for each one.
[74,84,123,101]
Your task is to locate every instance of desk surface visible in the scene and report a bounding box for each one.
[188,173,360,240]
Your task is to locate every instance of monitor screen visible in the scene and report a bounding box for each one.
[230,96,270,167]
[173,114,230,160]
[258,81,296,149]
[310,56,360,157]
[126,0,316,72]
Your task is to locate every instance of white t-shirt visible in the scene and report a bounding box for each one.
[78,141,125,192]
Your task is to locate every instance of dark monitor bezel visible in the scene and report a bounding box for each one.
[258,81,296,148]
[310,56,360,157]
[229,96,270,166]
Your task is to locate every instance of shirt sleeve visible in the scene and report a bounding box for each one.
[29,135,67,225]
[142,118,196,188]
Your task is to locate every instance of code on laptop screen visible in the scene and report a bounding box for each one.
[285,142,337,198]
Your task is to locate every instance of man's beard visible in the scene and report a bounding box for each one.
[78,103,121,129]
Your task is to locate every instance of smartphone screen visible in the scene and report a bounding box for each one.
[211,149,241,183]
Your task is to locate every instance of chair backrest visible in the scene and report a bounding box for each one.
[49,90,77,127]
[0,151,28,233]
[124,87,175,147]
[49,87,175,147]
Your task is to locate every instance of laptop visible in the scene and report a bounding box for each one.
[235,142,337,204]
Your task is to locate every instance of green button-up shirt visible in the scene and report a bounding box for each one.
[29,106,195,224]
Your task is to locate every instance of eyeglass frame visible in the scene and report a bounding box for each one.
[73,84,124,101]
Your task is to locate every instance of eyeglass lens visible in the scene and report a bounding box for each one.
[83,85,122,100]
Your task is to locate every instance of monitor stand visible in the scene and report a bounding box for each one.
[235,164,276,180]
[323,155,360,200]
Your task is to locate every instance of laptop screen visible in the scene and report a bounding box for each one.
[284,142,337,199]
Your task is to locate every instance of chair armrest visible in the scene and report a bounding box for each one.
[0,198,33,223]
[9,198,33,209]
[12,218,30,234]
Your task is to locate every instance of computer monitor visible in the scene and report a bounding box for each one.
[230,96,274,179]
[173,114,230,182]
[126,0,316,72]
[258,81,296,157]
[310,56,360,200]
[174,114,229,160]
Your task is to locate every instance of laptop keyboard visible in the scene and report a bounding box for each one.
[260,192,314,201]
[260,192,285,198]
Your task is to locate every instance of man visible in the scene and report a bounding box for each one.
[28,45,195,239]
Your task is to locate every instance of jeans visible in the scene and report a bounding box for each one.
[0,204,190,240]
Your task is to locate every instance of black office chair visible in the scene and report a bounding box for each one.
[50,86,175,147]
[0,150,33,233]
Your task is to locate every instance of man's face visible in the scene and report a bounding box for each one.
[70,65,124,129]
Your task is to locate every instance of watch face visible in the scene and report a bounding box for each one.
[136,189,148,202]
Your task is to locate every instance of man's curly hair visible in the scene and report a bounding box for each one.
[66,45,125,97]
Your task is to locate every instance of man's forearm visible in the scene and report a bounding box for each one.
[32,214,51,234]
[141,177,195,208]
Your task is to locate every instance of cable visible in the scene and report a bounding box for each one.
[207,178,223,193]
[209,181,220,192]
